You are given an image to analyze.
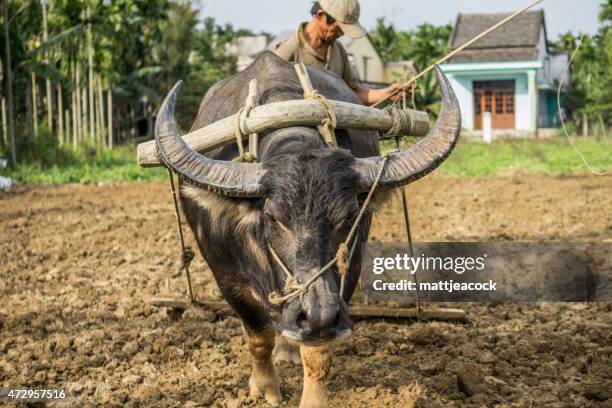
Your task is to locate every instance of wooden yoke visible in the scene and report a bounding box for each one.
[138,88,430,168]
[295,63,338,148]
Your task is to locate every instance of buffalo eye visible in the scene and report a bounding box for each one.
[275,218,292,234]
[264,207,292,235]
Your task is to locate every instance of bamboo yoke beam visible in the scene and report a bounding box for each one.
[137,98,430,167]
[371,0,545,108]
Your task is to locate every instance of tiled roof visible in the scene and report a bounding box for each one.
[448,10,545,63]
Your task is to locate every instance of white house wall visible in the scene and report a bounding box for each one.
[446,74,475,130]
[445,71,534,132]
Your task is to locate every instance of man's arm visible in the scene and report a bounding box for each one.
[351,83,408,106]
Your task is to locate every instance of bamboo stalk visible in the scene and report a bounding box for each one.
[75,62,81,143]
[31,73,38,138]
[95,76,102,142]
[599,115,607,140]
[71,92,77,148]
[82,87,88,141]
[65,109,70,147]
[130,107,135,139]
[107,88,113,148]
[97,76,106,147]
[87,6,95,141]
[137,98,430,167]
[2,0,16,165]
[0,59,4,151]
[92,78,98,142]
[42,0,53,134]
[57,86,64,145]
[371,0,545,108]
[1,97,6,150]
[91,74,97,140]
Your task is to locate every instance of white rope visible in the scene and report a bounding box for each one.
[557,0,607,176]
[267,234,358,306]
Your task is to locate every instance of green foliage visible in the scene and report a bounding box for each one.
[549,1,612,125]
[4,144,165,184]
[155,8,238,129]
[0,0,244,165]
[369,18,452,115]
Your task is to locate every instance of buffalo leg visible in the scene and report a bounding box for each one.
[246,328,282,406]
[299,344,332,408]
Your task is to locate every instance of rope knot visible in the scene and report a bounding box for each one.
[335,243,349,276]
[268,276,307,306]
[304,89,338,147]
[181,246,195,269]
[382,106,408,138]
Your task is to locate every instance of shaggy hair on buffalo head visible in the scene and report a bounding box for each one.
[261,149,360,230]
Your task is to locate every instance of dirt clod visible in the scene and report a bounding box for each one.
[452,362,483,397]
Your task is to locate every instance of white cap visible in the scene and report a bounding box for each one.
[319,0,367,39]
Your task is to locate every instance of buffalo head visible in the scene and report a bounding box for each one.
[154,67,461,343]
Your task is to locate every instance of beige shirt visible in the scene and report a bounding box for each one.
[273,23,359,89]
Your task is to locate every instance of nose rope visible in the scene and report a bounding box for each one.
[267,233,359,306]
[267,154,389,306]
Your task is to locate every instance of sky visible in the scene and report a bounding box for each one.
[199,0,605,40]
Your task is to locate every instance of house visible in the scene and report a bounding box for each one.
[338,36,417,86]
[228,32,416,87]
[224,35,269,72]
[441,10,568,136]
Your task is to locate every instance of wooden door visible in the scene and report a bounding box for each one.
[473,80,515,130]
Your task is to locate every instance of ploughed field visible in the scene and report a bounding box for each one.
[1,174,611,407]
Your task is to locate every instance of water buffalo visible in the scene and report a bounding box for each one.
[154,51,460,407]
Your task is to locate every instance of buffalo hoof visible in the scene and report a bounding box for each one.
[249,373,282,407]
[299,386,328,408]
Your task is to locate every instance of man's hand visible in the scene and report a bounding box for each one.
[385,82,417,102]
[353,82,418,106]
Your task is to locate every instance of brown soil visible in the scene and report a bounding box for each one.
[1,174,611,407]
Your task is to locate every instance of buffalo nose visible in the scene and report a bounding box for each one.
[297,303,340,334]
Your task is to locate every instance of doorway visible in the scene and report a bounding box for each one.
[473,80,515,130]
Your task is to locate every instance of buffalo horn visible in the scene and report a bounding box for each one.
[155,81,264,197]
[354,66,461,191]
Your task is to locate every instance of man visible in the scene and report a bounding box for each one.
[272,0,410,106]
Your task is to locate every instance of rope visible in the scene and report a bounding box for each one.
[268,232,359,306]
[304,90,338,147]
[233,98,257,163]
[167,169,194,302]
[398,86,422,315]
[234,107,246,157]
[557,0,607,176]
[268,155,390,306]
[382,106,408,138]
[268,245,338,305]
[336,153,389,276]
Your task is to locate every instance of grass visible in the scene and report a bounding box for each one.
[383,136,611,177]
[2,143,166,185]
[1,136,610,185]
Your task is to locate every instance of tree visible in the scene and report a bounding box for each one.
[550,0,612,130]
[369,19,452,115]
